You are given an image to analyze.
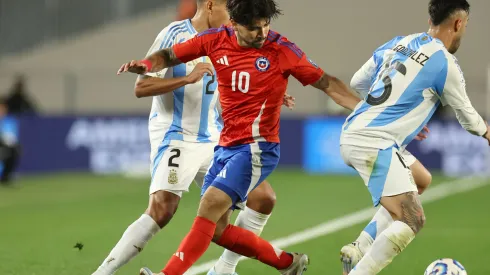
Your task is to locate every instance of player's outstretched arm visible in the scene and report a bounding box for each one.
[145,48,183,72]
[442,82,490,145]
[117,48,183,75]
[134,63,214,98]
[441,61,488,143]
[134,75,189,98]
[483,124,490,145]
[312,73,361,111]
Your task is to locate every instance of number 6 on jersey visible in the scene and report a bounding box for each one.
[232,70,250,93]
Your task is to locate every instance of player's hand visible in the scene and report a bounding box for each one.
[186,63,214,84]
[484,122,490,146]
[414,125,430,141]
[283,93,296,110]
[117,60,149,75]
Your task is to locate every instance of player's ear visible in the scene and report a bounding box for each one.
[230,19,238,30]
[206,0,213,13]
[454,18,462,33]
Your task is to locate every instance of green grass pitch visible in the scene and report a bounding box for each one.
[1,170,489,275]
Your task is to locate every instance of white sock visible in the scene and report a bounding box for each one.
[356,206,393,255]
[349,221,415,275]
[93,214,160,275]
[213,207,271,274]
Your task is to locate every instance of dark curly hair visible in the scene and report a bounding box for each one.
[429,0,470,26]
[227,0,282,26]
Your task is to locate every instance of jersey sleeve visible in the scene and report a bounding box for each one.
[440,56,487,136]
[278,37,324,86]
[173,29,221,63]
[349,36,404,98]
[350,57,377,99]
[142,28,173,79]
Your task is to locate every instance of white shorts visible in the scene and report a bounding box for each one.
[340,145,418,206]
[400,148,417,167]
[149,139,216,196]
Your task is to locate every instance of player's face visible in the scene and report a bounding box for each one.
[232,18,270,49]
[208,1,230,28]
[448,13,469,54]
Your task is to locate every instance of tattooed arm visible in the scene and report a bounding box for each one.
[118,31,218,76]
[117,48,184,75]
[145,48,182,73]
[311,73,361,111]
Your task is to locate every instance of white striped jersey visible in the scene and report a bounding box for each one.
[341,33,487,150]
[144,19,222,143]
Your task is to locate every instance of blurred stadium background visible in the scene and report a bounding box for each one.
[0,0,489,274]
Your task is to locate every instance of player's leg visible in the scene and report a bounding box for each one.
[208,144,306,275]
[340,150,432,274]
[347,146,423,275]
[144,143,307,275]
[210,181,276,275]
[145,146,234,275]
[211,202,308,275]
[93,141,199,275]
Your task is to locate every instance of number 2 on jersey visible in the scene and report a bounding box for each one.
[232,71,250,93]
[205,74,216,94]
[367,61,407,106]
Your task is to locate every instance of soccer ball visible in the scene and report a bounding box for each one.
[424,258,467,275]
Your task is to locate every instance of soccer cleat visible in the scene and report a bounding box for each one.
[279,253,309,275]
[340,242,364,275]
[139,267,164,275]
[206,267,238,275]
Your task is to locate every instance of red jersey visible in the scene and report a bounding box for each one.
[173,26,324,146]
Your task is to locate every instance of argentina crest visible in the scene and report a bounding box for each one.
[168,169,178,184]
[255,57,270,72]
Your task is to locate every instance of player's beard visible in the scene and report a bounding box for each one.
[237,31,265,48]
[251,38,266,48]
[448,37,462,54]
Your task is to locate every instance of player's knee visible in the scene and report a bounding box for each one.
[212,221,229,243]
[153,206,176,228]
[212,211,232,242]
[412,162,432,195]
[197,189,234,223]
[417,172,432,195]
[246,183,277,215]
[146,191,180,228]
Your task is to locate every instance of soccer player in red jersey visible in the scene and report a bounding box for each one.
[117,1,361,274]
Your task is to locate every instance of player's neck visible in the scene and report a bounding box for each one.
[190,11,211,33]
[427,27,452,51]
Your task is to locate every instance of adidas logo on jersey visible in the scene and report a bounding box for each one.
[174,251,184,261]
[216,56,229,66]
[217,169,227,179]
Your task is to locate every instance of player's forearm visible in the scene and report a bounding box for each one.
[453,107,487,136]
[313,74,361,111]
[146,48,182,72]
[134,76,190,98]
[326,85,362,111]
